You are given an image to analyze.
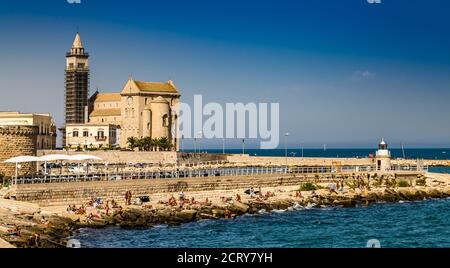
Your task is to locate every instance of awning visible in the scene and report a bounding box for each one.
[4,154,103,163]
[3,156,40,163]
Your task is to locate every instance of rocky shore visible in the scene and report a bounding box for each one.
[1,172,450,248]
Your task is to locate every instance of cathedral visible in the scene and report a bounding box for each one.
[64,33,181,151]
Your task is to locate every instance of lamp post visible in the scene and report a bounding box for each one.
[197,131,203,153]
[222,138,226,154]
[301,143,304,158]
[181,135,184,153]
[242,139,245,155]
[284,133,290,172]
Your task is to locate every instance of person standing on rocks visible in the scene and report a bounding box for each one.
[125,191,132,206]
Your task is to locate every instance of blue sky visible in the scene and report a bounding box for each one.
[0,0,449,148]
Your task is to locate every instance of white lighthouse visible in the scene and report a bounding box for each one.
[375,138,391,171]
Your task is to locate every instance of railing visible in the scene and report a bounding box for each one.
[13,164,428,185]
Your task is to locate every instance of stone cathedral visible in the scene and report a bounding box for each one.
[64,33,181,151]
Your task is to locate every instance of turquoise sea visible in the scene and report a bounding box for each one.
[73,148,450,248]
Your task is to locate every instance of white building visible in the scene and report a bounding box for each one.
[65,124,118,149]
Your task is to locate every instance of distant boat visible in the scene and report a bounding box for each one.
[443,152,447,154]
[323,144,327,151]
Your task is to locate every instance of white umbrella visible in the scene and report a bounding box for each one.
[71,154,103,161]
[4,156,40,163]
[4,155,40,184]
[38,154,74,162]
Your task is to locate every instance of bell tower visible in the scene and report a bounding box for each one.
[65,32,90,125]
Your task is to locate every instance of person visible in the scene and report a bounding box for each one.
[125,191,132,205]
[295,191,302,199]
[179,191,185,201]
[236,194,241,202]
[328,183,338,194]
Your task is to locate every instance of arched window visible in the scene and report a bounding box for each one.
[162,114,169,127]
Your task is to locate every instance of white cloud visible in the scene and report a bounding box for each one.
[351,70,376,81]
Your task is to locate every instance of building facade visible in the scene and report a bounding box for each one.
[65,124,118,149]
[88,77,181,150]
[0,112,57,149]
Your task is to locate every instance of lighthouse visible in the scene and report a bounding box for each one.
[375,138,391,171]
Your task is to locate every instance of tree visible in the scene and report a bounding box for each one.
[142,137,153,151]
[127,137,139,150]
[158,137,173,151]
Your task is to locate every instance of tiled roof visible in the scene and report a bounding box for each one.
[134,80,179,93]
[94,93,121,102]
[89,108,121,117]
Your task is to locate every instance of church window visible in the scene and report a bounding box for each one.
[162,114,169,127]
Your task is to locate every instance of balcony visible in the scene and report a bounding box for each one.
[95,136,107,141]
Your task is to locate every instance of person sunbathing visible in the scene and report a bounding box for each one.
[6,226,21,236]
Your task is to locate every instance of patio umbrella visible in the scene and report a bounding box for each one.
[4,156,40,184]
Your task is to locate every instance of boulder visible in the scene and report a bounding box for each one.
[212,209,225,218]
[230,202,250,214]
[175,210,197,222]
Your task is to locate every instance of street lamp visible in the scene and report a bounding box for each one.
[242,139,245,155]
[181,135,184,153]
[222,138,226,154]
[197,131,203,153]
[284,133,290,171]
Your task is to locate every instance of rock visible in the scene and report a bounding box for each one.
[270,199,294,210]
[333,199,355,208]
[175,210,197,222]
[382,189,399,202]
[121,209,143,222]
[230,202,250,214]
[212,209,225,218]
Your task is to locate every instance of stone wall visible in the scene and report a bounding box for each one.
[226,154,374,166]
[0,126,37,177]
[12,174,304,206]
[11,172,420,206]
[38,150,178,165]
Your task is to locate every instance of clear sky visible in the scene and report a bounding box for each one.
[0,0,449,148]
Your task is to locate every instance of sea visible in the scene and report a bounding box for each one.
[72,148,450,248]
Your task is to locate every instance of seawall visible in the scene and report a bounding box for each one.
[10,172,421,206]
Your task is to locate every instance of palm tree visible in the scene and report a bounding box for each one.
[127,137,139,151]
[142,137,153,151]
[158,137,173,151]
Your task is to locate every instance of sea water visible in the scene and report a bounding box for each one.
[74,199,450,248]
